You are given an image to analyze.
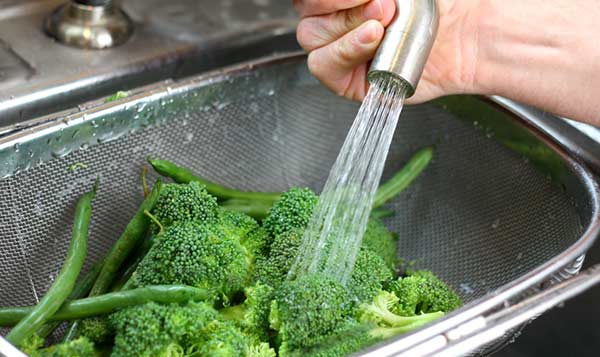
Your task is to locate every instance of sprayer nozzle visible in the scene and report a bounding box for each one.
[368,0,439,98]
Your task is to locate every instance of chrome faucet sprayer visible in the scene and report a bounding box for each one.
[368,0,439,97]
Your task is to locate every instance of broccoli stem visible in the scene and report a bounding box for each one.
[219,304,246,322]
[0,286,210,326]
[369,312,444,339]
[149,158,281,203]
[379,310,444,328]
[88,179,161,296]
[372,147,433,208]
[36,260,104,339]
[6,182,97,347]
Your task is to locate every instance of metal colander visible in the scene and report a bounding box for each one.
[0,52,598,356]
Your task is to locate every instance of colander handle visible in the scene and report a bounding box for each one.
[392,264,600,357]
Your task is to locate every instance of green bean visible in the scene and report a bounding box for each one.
[149,158,281,203]
[6,182,97,346]
[370,208,395,219]
[36,260,104,339]
[372,147,433,209]
[88,179,161,296]
[0,286,209,326]
[220,198,274,220]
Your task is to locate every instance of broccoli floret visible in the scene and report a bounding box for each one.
[362,218,399,269]
[220,282,275,342]
[19,334,45,355]
[151,181,218,228]
[219,208,259,240]
[110,301,217,357]
[262,188,318,237]
[269,274,352,353]
[132,222,251,299]
[246,342,277,357]
[187,320,248,356]
[243,227,272,259]
[77,317,112,345]
[282,321,380,357]
[254,228,303,287]
[31,337,95,357]
[390,270,462,316]
[348,247,394,303]
[359,290,444,331]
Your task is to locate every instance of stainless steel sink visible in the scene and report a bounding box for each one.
[0,0,299,129]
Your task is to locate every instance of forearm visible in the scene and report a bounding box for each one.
[475,0,600,125]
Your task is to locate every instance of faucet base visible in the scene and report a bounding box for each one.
[45,1,133,49]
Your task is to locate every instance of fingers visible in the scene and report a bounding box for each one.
[308,20,385,99]
[294,0,371,17]
[297,0,395,51]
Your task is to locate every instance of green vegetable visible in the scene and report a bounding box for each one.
[110,301,217,357]
[359,290,444,329]
[372,147,433,208]
[31,337,95,357]
[6,182,97,347]
[132,221,252,299]
[221,198,275,220]
[151,181,219,228]
[89,180,162,296]
[105,91,128,102]
[262,187,318,238]
[361,218,399,269]
[76,317,111,345]
[347,247,394,303]
[269,274,352,353]
[149,158,281,203]
[36,260,104,339]
[390,270,462,316]
[0,286,209,325]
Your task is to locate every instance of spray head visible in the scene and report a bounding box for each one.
[368,0,439,98]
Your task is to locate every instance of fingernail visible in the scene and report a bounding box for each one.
[358,21,380,44]
[363,0,383,20]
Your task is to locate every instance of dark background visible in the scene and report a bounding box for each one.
[497,240,600,357]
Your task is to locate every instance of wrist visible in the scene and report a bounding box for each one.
[471,0,600,123]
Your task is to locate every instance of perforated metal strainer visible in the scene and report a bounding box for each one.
[0,52,598,356]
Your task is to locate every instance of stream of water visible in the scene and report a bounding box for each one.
[288,74,409,284]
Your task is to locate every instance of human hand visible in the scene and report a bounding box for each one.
[294,0,483,104]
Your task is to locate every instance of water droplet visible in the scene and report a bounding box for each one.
[28,151,34,158]
[491,219,500,229]
[13,143,20,152]
[91,120,99,128]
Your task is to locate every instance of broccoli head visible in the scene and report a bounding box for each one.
[219,282,275,343]
[254,228,303,288]
[219,208,259,240]
[132,221,251,299]
[362,218,399,270]
[151,181,218,228]
[187,320,247,356]
[77,317,112,345]
[347,247,394,303]
[390,270,462,316]
[269,274,353,353]
[359,290,444,332]
[110,301,217,357]
[262,188,318,237]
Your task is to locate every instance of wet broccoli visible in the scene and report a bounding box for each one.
[109,301,217,357]
[132,222,250,299]
[390,270,462,316]
[151,181,219,228]
[254,228,303,288]
[262,188,318,238]
[361,218,399,269]
[269,274,353,354]
[347,247,394,303]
